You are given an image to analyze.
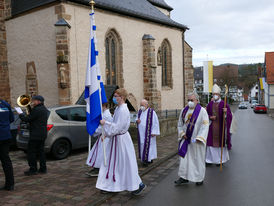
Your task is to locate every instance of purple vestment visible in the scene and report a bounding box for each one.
[137,108,154,162]
[206,100,232,150]
[178,104,202,158]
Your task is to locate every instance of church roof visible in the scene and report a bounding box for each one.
[147,0,173,11]
[11,0,188,30]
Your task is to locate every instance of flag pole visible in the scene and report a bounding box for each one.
[220,85,228,171]
[89,0,107,166]
[87,0,95,157]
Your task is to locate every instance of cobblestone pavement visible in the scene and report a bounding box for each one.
[0,134,178,206]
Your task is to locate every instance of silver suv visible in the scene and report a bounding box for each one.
[17,105,89,159]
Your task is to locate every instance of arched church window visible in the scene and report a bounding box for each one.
[161,39,172,88]
[105,29,123,87]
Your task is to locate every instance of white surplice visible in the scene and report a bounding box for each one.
[177,106,209,182]
[96,104,142,192]
[205,147,229,164]
[86,109,113,168]
[137,109,160,162]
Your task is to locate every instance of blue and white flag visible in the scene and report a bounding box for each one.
[85,9,107,135]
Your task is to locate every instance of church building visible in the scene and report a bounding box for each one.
[1,0,194,111]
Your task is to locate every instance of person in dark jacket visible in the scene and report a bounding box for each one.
[0,99,15,191]
[19,95,49,176]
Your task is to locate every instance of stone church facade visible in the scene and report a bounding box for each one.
[1,0,194,111]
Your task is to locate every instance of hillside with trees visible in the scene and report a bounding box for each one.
[238,63,261,94]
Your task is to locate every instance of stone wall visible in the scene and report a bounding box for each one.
[0,0,11,102]
[184,41,194,104]
[55,4,72,105]
[6,6,59,106]
[143,34,161,111]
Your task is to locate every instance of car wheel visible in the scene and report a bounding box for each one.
[51,139,71,160]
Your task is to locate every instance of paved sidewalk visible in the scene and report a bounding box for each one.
[0,133,178,206]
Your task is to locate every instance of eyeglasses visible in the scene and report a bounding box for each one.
[187,99,195,102]
[113,95,121,98]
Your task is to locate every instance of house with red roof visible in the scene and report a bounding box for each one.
[264,52,274,113]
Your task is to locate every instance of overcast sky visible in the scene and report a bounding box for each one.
[165,0,274,67]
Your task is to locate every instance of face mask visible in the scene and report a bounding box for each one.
[188,101,195,108]
[140,106,146,111]
[213,95,219,101]
[112,97,118,105]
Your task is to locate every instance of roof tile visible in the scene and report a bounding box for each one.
[265,52,274,84]
[11,0,188,30]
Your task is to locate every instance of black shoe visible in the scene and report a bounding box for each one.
[142,162,149,167]
[174,178,189,186]
[196,181,204,186]
[131,183,147,196]
[0,185,14,191]
[86,168,99,177]
[24,170,38,176]
[100,190,109,194]
[38,169,47,174]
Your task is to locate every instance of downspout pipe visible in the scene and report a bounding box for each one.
[182,32,185,107]
[268,84,270,109]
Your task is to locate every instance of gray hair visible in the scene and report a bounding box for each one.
[140,99,149,106]
[187,92,200,101]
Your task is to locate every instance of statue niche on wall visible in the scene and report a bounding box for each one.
[26,61,38,96]
[157,47,162,66]
[59,63,68,89]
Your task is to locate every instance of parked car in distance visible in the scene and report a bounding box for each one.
[17,105,90,160]
[238,102,248,109]
[253,104,267,113]
[251,100,258,108]
[244,101,249,107]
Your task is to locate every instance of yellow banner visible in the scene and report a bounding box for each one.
[259,78,264,90]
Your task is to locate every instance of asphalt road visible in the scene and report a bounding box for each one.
[134,108,274,206]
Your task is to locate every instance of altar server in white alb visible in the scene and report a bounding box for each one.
[175,92,209,186]
[136,99,160,166]
[86,103,113,177]
[97,88,146,195]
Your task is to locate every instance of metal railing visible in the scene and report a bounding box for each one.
[156,109,181,119]
[130,109,181,122]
